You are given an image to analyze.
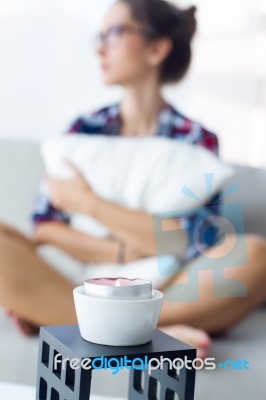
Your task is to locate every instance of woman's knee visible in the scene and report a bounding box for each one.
[0,223,10,236]
[0,234,16,261]
[205,233,266,263]
[245,234,266,258]
[0,223,17,242]
[0,226,12,246]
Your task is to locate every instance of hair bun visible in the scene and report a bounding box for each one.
[183,5,197,40]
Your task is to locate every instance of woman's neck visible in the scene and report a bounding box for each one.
[119,76,165,137]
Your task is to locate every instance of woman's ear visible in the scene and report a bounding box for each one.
[147,37,173,67]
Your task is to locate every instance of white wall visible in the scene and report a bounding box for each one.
[0,0,119,139]
[0,0,266,166]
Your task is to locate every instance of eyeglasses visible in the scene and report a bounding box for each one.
[94,24,155,49]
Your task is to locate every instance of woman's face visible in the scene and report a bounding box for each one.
[96,1,158,86]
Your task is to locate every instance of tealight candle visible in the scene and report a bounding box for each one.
[84,277,152,300]
[73,276,164,346]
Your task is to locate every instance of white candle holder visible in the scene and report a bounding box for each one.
[73,277,164,346]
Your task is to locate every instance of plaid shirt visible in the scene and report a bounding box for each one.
[32,102,220,261]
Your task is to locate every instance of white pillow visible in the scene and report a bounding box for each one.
[41,134,234,237]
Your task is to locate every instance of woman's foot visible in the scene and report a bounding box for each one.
[158,324,211,360]
[7,311,40,336]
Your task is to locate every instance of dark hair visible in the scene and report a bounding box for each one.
[118,0,197,84]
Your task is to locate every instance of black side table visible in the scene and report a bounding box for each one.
[36,325,196,400]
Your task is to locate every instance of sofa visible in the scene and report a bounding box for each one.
[0,139,265,399]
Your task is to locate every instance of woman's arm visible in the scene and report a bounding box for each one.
[46,163,189,259]
[34,221,142,264]
[88,194,188,258]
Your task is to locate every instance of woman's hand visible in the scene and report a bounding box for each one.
[46,161,97,214]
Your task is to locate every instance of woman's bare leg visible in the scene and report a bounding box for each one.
[157,234,266,336]
[0,223,211,358]
[0,227,77,326]
[0,222,36,250]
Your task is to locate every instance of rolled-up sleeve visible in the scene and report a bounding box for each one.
[31,181,71,226]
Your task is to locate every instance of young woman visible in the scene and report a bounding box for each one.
[1,0,266,360]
